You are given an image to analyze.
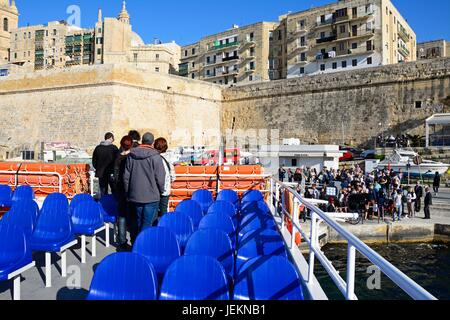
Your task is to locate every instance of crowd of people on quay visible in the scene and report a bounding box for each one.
[92,131,175,251]
[278,164,441,222]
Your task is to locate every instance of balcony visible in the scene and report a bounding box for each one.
[209,41,240,52]
[398,28,410,42]
[398,46,410,57]
[316,34,337,44]
[222,55,239,62]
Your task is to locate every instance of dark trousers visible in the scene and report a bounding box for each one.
[158,196,169,217]
[117,199,129,246]
[415,197,421,212]
[424,205,431,219]
[98,175,114,198]
[131,202,159,241]
[433,186,439,193]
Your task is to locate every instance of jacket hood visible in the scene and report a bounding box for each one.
[129,146,160,160]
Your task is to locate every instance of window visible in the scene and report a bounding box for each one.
[192,62,195,68]
[367,57,372,64]
[320,64,325,71]
[184,50,188,57]
[352,42,357,49]
[300,67,305,74]
[28,32,31,39]
[367,40,373,51]
[249,75,253,81]
[299,19,305,28]
[352,25,357,36]
[332,62,337,69]
[300,36,305,46]
[97,48,102,55]
[415,101,422,109]
[342,60,347,68]
[133,53,138,61]
[191,73,195,79]
[321,15,325,23]
[53,29,57,35]
[250,61,255,70]
[320,31,325,39]
[339,42,345,51]
[352,7,358,17]
[206,56,210,64]
[3,18,8,32]
[206,69,210,76]
[352,59,357,66]
[98,28,102,33]
[156,54,160,60]
[15,33,17,41]
[46,30,48,37]
[249,32,254,41]
[300,52,306,61]
[340,25,346,34]
[192,48,196,55]
[292,159,298,167]
[14,52,17,59]
[278,30,282,40]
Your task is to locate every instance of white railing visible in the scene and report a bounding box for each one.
[269,178,437,301]
[0,170,63,193]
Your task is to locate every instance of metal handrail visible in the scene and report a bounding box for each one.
[270,178,437,301]
[0,170,63,193]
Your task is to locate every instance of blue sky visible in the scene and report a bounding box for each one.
[15,0,450,45]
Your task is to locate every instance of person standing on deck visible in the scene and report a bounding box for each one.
[287,169,294,183]
[113,135,133,251]
[92,132,119,198]
[123,133,166,242]
[433,172,441,196]
[414,181,423,213]
[278,166,286,182]
[154,137,176,222]
[128,130,141,148]
[424,187,433,220]
[406,187,416,219]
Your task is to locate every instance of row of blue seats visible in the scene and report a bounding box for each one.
[87,189,305,300]
[0,187,118,299]
[0,185,35,207]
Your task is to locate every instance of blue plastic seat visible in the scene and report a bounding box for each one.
[30,195,74,252]
[175,200,203,229]
[71,200,104,235]
[234,256,304,300]
[158,212,194,252]
[0,185,12,207]
[198,212,236,248]
[0,223,33,281]
[216,189,239,209]
[70,194,94,215]
[132,227,181,281]
[12,185,34,202]
[241,201,271,216]
[99,194,118,223]
[87,252,158,300]
[207,200,237,227]
[185,229,234,279]
[160,255,229,300]
[191,190,214,214]
[0,200,39,238]
[238,213,277,239]
[236,229,288,272]
[241,190,264,204]
[41,193,69,215]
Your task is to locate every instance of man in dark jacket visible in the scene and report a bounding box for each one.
[424,187,432,220]
[414,181,423,212]
[123,132,166,241]
[92,132,119,198]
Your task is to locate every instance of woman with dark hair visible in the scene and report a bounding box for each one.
[128,130,141,148]
[154,137,176,220]
[433,172,441,196]
[113,135,133,251]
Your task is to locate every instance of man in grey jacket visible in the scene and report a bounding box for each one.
[123,132,166,241]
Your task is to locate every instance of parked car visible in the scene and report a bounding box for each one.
[339,146,354,162]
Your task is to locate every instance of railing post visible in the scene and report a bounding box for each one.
[90,170,95,197]
[346,244,356,300]
[280,185,285,229]
[308,211,317,284]
[269,178,274,211]
[291,197,299,250]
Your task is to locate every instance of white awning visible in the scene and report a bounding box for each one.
[426,113,450,125]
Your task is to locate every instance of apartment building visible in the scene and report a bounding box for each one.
[284,0,416,78]
[417,40,450,60]
[0,0,18,62]
[8,2,180,74]
[10,21,95,70]
[179,22,278,85]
